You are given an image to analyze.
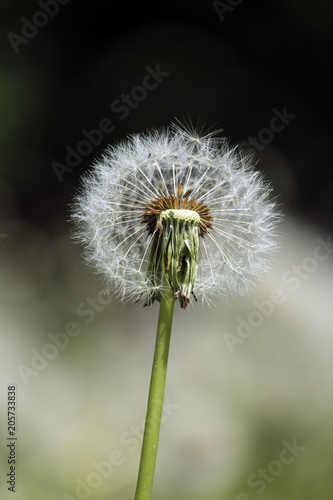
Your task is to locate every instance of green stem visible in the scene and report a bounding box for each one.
[134,283,175,500]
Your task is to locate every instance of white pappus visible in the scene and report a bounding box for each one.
[71,122,280,308]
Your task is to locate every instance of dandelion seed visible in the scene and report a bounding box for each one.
[71,122,280,309]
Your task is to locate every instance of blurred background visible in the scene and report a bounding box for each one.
[1,1,333,499]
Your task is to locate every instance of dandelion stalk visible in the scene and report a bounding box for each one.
[134,282,175,500]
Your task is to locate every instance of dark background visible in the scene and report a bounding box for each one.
[1,0,332,234]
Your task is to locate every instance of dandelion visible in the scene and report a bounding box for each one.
[71,122,280,500]
[72,123,278,309]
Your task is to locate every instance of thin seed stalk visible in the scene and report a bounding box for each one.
[134,283,175,500]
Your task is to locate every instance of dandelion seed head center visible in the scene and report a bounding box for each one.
[159,209,201,225]
[141,189,213,237]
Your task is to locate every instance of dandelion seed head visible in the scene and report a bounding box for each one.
[71,122,280,308]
